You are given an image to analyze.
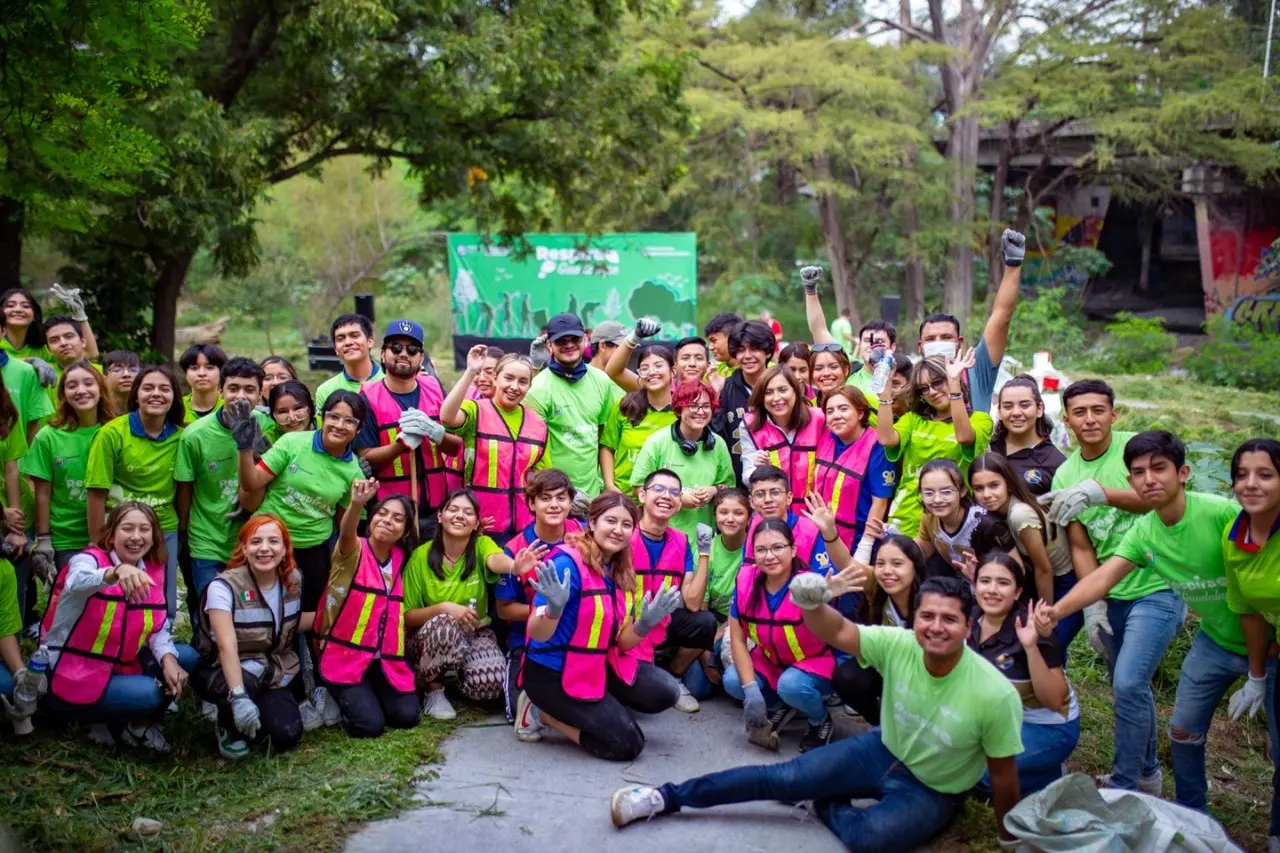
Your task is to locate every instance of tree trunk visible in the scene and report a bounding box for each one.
[152,250,194,361]
[1137,207,1152,293]
[813,155,863,330]
[0,197,24,292]
[987,127,1012,301]
[899,0,926,343]
[944,107,978,321]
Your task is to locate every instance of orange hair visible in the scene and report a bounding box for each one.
[225,513,297,587]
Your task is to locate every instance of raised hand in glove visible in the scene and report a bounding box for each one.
[529,334,550,370]
[225,399,262,451]
[1037,479,1107,525]
[789,572,833,611]
[742,680,768,730]
[27,357,57,388]
[31,535,56,584]
[50,283,88,322]
[633,586,683,637]
[800,265,824,294]
[399,408,445,444]
[1002,229,1026,268]
[626,319,662,348]
[230,688,261,739]
[695,523,714,557]
[530,561,571,618]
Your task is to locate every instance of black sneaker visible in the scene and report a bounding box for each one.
[768,706,797,733]
[799,718,833,753]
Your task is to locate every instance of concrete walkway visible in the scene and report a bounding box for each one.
[345,698,859,853]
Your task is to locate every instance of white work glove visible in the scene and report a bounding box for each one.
[1038,479,1107,525]
[789,572,834,611]
[50,283,89,322]
[529,334,550,369]
[1228,674,1268,721]
[800,265,823,294]
[1002,229,1026,268]
[695,523,714,558]
[398,408,445,444]
[625,319,662,348]
[27,357,57,388]
[230,689,261,739]
[1082,602,1112,661]
[31,534,56,585]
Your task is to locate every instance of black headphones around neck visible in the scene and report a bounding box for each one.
[672,422,716,456]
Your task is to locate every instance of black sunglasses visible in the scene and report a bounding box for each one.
[811,343,844,354]
[386,342,423,356]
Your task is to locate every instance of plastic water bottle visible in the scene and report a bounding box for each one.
[467,597,477,613]
[870,349,895,395]
[16,648,47,706]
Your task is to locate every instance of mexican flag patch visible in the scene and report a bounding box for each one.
[239,589,256,603]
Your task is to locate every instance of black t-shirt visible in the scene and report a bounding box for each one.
[989,437,1066,497]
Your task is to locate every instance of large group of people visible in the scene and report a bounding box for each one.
[0,229,1277,852]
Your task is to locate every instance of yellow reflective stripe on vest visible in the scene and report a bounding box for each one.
[747,621,760,648]
[385,426,405,477]
[588,595,607,648]
[395,613,405,656]
[830,470,847,511]
[138,608,154,655]
[486,437,499,487]
[805,451,816,493]
[782,624,806,662]
[349,593,377,646]
[769,450,781,469]
[92,602,118,655]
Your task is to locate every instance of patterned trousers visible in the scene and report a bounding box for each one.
[410,614,506,701]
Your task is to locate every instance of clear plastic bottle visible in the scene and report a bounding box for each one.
[870,349,895,394]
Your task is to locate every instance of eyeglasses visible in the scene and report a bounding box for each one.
[645,483,681,496]
[274,405,312,422]
[861,337,890,348]
[386,342,423,357]
[107,365,140,375]
[811,343,844,354]
[751,488,786,500]
[917,378,948,395]
[753,544,793,558]
[921,488,958,501]
[323,412,361,429]
[684,402,713,412]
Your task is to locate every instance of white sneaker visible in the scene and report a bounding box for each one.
[298,699,323,732]
[1096,768,1163,795]
[313,686,342,727]
[122,723,171,753]
[422,688,456,720]
[610,785,666,827]
[87,723,116,747]
[514,691,542,742]
[201,700,218,721]
[674,683,700,713]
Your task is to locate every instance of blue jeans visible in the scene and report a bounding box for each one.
[976,718,1080,796]
[1053,573,1084,659]
[1105,589,1187,788]
[682,635,724,701]
[1169,629,1279,812]
[189,559,225,598]
[0,663,12,697]
[658,729,964,853]
[40,644,199,725]
[724,662,832,725]
[164,530,179,621]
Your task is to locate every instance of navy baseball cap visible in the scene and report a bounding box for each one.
[547,312,586,342]
[383,319,424,345]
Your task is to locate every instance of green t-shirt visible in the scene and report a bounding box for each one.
[0,338,52,363]
[1052,431,1165,601]
[315,364,382,413]
[447,400,551,482]
[3,355,54,430]
[525,365,623,498]
[182,393,220,426]
[0,559,20,638]
[705,536,744,616]
[20,422,100,551]
[403,536,503,622]
[0,420,27,522]
[885,411,993,536]
[1114,492,1244,655]
[857,625,1024,793]
[830,317,853,348]
[258,430,361,548]
[601,404,676,491]
[629,428,736,542]
[846,367,876,399]
[84,413,182,532]
[175,410,273,563]
[1225,513,1280,631]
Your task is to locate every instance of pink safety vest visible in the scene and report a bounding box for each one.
[541,546,637,701]
[45,547,168,705]
[626,527,690,661]
[734,563,836,689]
[361,375,460,511]
[813,428,878,549]
[747,406,825,512]
[742,513,822,570]
[316,538,416,694]
[506,519,583,607]
[471,401,547,536]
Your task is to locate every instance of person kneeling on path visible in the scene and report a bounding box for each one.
[727,518,847,753]
[195,513,311,758]
[520,493,684,761]
[611,575,1024,852]
[314,479,419,738]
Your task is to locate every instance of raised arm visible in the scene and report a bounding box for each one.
[1047,555,1133,621]
[980,230,1025,366]
[946,348,978,446]
[338,479,378,556]
[800,266,836,345]
[440,345,485,429]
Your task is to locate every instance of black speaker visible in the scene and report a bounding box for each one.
[880,294,900,328]
[355,293,375,324]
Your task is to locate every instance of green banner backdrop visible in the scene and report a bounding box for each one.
[448,233,698,339]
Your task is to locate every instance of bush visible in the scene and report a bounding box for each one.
[1082,312,1176,374]
[1185,317,1280,391]
[1004,285,1087,364]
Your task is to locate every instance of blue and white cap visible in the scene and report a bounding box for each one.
[383,319,424,345]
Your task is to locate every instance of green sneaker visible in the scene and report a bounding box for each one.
[216,725,250,760]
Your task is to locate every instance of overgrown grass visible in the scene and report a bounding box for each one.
[1105,374,1280,420]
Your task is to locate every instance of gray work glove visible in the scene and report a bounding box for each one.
[399,408,445,445]
[800,265,823,294]
[625,319,662,348]
[632,586,683,637]
[571,489,591,518]
[742,680,768,730]
[358,455,373,478]
[530,561,571,618]
[789,572,834,611]
[529,334,550,369]
[50,283,88,322]
[1002,229,1026,268]
[31,534,56,585]
[695,523,714,558]
[1037,479,1107,525]
[27,357,57,388]
[1082,602,1113,662]
[229,689,261,739]
[225,399,261,452]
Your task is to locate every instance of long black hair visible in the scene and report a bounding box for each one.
[368,495,419,555]
[127,364,187,429]
[969,452,1050,544]
[975,551,1032,613]
[0,287,45,349]
[745,517,808,612]
[861,533,925,627]
[618,344,674,427]
[427,489,481,581]
[993,375,1054,443]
